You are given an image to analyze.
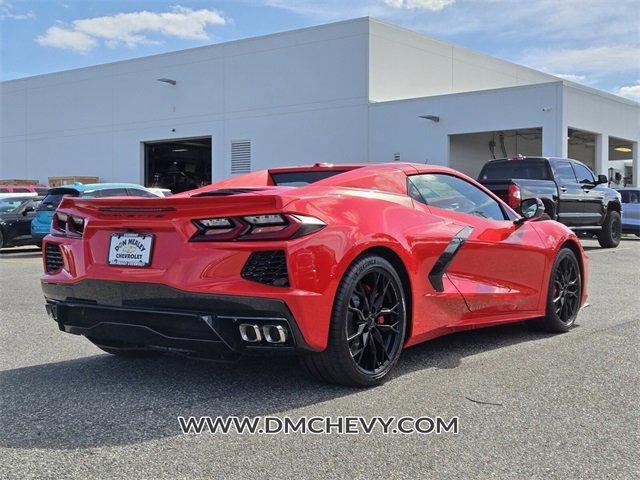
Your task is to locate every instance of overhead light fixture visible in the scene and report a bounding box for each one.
[419,115,440,123]
[172,148,188,152]
[157,78,177,85]
[614,146,632,153]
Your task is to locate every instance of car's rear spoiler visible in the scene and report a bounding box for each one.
[58,194,292,220]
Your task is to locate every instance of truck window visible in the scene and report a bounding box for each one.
[552,162,577,184]
[479,160,551,180]
[573,163,596,184]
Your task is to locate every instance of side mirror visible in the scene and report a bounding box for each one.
[597,174,608,185]
[22,206,35,215]
[515,198,545,224]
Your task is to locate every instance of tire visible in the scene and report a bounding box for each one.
[597,210,621,248]
[529,248,581,333]
[301,255,407,387]
[0,230,4,249]
[88,338,162,358]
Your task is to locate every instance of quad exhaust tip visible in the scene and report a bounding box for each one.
[239,323,288,344]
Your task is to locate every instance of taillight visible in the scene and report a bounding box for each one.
[191,213,325,242]
[507,183,521,210]
[52,212,85,238]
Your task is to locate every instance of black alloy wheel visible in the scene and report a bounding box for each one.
[346,268,404,375]
[551,255,581,325]
[530,247,581,333]
[301,255,407,387]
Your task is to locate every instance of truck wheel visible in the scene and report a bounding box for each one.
[301,255,407,387]
[597,210,621,248]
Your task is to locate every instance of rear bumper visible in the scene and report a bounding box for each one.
[42,280,317,360]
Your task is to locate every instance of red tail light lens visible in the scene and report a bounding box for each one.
[191,214,325,242]
[507,183,521,210]
[52,212,85,238]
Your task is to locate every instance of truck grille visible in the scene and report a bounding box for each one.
[241,250,289,287]
[44,243,64,273]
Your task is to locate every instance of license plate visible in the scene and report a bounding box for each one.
[107,233,154,267]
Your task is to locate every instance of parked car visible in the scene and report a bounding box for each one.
[41,163,588,387]
[0,185,48,195]
[0,196,43,248]
[478,156,622,248]
[31,183,160,244]
[0,192,38,199]
[616,188,640,236]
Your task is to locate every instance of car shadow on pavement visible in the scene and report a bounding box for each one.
[0,247,41,258]
[0,322,553,451]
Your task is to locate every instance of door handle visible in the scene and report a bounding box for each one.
[560,187,567,192]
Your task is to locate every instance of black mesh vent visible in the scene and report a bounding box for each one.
[44,243,64,273]
[241,250,289,287]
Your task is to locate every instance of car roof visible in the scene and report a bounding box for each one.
[51,182,148,192]
[0,195,38,201]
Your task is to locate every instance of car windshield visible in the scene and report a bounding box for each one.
[479,159,551,180]
[38,190,79,211]
[270,170,347,186]
[0,198,28,213]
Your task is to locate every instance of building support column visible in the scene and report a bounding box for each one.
[542,125,567,158]
[632,141,639,188]
[594,133,609,176]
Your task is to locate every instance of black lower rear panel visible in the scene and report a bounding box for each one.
[42,280,313,359]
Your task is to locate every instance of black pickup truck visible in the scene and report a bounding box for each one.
[478,156,623,248]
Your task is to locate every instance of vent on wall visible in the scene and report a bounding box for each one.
[231,140,251,174]
[393,153,400,162]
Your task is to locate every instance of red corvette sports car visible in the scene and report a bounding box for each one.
[41,163,588,386]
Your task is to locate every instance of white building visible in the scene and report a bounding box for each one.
[1,17,638,191]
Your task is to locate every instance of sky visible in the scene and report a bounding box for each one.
[1,0,638,100]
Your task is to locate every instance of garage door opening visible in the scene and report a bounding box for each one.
[144,137,212,193]
[449,128,542,179]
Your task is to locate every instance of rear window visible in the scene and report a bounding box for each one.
[479,160,551,181]
[38,190,79,211]
[271,170,347,187]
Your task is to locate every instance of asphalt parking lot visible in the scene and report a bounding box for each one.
[1,237,638,479]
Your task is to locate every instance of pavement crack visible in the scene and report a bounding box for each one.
[464,396,503,407]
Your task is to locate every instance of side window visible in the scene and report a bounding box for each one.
[14,188,30,193]
[553,162,577,184]
[573,163,595,184]
[408,174,506,221]
[82,188,128,198]
[127,188,158,198]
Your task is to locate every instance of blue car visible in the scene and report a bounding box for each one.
[31,183,159,244]
[617,188,640,236]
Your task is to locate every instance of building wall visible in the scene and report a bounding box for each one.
[368,82,564,170]
[368,19,556,103]
[0,18,371,183]
[563,84,640,183]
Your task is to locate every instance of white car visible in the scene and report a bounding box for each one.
[0,192,38,199]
